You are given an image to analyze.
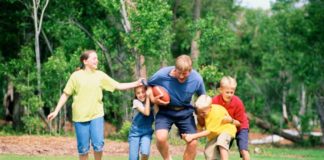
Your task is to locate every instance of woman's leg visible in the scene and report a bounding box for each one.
[90,117,104,160]
[74,121,91,160]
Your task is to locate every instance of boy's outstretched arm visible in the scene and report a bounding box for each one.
[182,130,210,142]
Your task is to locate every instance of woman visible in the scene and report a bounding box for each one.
[47,50,143,160]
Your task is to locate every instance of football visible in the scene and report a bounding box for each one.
[152,86,170,104]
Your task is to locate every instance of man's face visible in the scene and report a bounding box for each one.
[197,106,211,118]
[220,86,236,103]
[174,69,191,83]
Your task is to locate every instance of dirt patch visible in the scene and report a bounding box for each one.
[0,132,292,156]
[0,135,203,156]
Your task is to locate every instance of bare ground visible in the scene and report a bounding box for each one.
[0,133,291,156]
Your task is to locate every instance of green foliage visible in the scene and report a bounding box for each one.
[21,116,45,134]
[198,65,223,96]
[109,120,131,141]
[123,0,174,58]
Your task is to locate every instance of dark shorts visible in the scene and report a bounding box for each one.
[236,128,249,151]
[155,108,196,134]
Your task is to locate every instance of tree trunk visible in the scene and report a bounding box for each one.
[248,113,304,143]
[282,89,288,122]
[32,0,50,130]
[190,0,201,64]
[315,95,324,144]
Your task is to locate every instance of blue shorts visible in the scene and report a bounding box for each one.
[236,128,249,151]
[155,108,196,134]
[74,116,104,155]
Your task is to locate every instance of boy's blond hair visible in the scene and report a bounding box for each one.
[195,95,212,109]
[175,55,192,71]
[220,76,237,89]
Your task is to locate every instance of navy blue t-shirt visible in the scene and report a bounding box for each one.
[148,66,205,110]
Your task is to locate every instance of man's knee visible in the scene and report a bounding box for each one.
[187,139,197,150]
[156,129,168,143]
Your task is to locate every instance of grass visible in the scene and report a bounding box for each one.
[1,146,323,160]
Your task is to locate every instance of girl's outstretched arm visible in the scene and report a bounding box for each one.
[47,93,70,121]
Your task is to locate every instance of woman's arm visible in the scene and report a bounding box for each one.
[115,78,143,90]
[47,93,70,121]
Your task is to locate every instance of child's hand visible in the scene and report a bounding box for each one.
[223,116,233,124]
[181,133,194,142]
[146,87,152,96]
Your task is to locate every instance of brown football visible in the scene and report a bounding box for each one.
[152,86,170,104]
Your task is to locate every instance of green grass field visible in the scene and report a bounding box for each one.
[0,146,323,160]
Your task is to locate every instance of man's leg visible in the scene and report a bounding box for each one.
[183,139,197,160]
[156,129,172,160]
[175,113,197,160]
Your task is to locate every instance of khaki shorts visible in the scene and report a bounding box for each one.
[204,133,233,160]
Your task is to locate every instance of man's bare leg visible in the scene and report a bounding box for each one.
[156,129,172,160]
[183,139,197,160]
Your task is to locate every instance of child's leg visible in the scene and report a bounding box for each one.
[140,134,152,160]
[236,129,250,160]
[219,146,229,160]
[129,136,140,160]
[204,138,218,160]
[240,150,250,160]
[215,133,232,160]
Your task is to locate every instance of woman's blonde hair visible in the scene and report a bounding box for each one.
[175,55,192,71]
[195,95,212,109]
[220,76,237,89]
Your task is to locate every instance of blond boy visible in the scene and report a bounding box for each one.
[212,76,250,160]
[182,95,236,160]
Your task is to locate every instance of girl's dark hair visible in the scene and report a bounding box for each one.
[77,50,96,70]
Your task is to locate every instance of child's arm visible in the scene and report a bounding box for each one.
[135,89,151,116]
[182,130,211,143]
[222,115,241,127]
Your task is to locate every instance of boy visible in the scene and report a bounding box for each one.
[212,76,250,160]
[182,95,236,160]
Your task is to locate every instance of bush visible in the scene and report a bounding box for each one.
[108,120,131,142]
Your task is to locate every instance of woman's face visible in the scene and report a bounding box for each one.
[84,52,98,70]
[135,87,146,102]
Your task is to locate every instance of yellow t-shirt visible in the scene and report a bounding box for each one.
[64,69,118,122]
[204,104,237,141]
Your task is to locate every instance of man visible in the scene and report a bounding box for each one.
[148,55,205,160]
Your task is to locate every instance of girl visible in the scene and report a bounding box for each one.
[47,50,143,160]
[128,86,155,160]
